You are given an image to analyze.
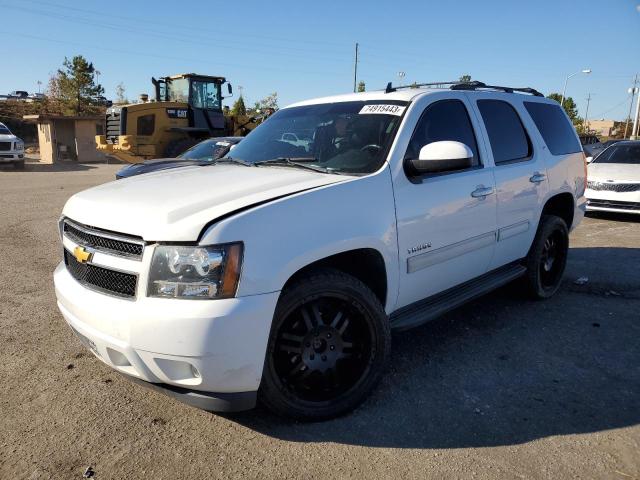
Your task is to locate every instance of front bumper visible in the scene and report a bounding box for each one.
[54,262,279,411]
[585,189,640,214]
[0,152,23,163]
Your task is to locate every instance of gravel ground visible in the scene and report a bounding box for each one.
[1,162,639,479]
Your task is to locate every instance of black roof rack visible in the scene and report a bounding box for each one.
[449,80,543,97]
[384,80,543,97]
[385,81,460,93]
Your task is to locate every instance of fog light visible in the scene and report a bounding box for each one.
[190,364,201,379]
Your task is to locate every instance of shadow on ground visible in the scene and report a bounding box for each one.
[226,247,640,449]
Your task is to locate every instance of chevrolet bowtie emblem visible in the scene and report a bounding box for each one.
[73,246,92,263]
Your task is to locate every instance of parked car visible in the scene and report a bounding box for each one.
[115,137,243,179]
[585,140,640,214]
[8,90,29,100]
[26,93,45,102]
[585,139,620,161]
[54,83,586,420]
[0,122,25,169]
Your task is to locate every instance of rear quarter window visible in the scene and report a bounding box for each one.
[524,102,581,155]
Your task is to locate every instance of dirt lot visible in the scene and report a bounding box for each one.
[1,162,639,479]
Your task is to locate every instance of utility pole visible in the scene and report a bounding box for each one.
[633,86,640,139]
[584,93,593,134]
[353,42,359,93]
[624,74,638,139]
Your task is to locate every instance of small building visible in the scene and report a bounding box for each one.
[586,119,616,138]
[23,114,107,164]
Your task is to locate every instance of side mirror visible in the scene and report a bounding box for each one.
[407,141,474,176]
[585,156,593,163]
[227,83,233,95]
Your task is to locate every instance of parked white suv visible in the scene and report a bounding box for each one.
[0,122,25,169]
[54,81,587,420]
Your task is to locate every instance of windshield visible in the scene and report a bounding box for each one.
[0,126,10,135]
[225,100,408,175]
[178,139,233,161]
[594,144,640,165]
[166,78,189,102]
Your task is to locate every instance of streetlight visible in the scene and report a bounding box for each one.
[560,69,591,109]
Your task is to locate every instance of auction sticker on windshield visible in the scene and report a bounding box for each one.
[359,104,406,116]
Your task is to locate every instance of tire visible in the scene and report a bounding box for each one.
[163,138,200,158]
[259,268,391,421]
[523,215,569,299]
[13,160,25,169]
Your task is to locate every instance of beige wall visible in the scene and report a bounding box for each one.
[35,118,107,163]
[74,119,108,163]
[37,121,55,164]
[587,119,615,137]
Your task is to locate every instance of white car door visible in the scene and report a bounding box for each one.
[469,94,549,270]
[392,93,497,310]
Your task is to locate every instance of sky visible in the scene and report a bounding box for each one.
[1,0,639,121]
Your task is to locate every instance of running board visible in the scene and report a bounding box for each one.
[389,263,527,331]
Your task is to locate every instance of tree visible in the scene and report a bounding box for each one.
[54,55,104,115]
[254,92,279,112]
[357,81,366,92]
[115,82,128,104]
[547,93,578,121]
[459,74,472,83]
[230,95,247,116]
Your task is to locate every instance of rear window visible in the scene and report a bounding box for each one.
[524,102,581,155]
[477,100,531,164]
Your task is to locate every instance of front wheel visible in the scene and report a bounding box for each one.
[259,269,390,421]
[523,215,569,299]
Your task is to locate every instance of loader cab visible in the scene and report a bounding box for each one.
[152,74,231,132]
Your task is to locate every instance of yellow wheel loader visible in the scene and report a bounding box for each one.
[96,73,258,163]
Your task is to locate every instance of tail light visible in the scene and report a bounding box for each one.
[582,152,588,191]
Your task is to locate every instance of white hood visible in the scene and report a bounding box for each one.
[0,134,19,142]
[63,164,346,241]
[588,162,640,183]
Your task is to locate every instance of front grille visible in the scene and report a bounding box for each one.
[587,199,640,211]
[588,181,640,193]
[64,250,138,298]
[63,219,144,259]
[106,110,122,144]
[0,142,10,151]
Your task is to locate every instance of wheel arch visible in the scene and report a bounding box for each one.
[281,248,389,311]
[540,191,575,229]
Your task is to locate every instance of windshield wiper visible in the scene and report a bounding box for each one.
[213,156,255,167]
[254,157,334,174]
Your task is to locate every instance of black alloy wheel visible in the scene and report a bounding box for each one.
[524,215,569,299]
[260,269,390,421]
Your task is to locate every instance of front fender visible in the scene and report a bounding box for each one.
[199,167,399,313]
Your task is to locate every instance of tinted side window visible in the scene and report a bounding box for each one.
[525,102,582,155]
[477,100,531,164]
[406,100,480,167]
[136,114,155,136]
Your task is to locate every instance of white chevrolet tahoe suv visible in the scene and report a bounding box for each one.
[54,81,587,420]
[0,122,25,169]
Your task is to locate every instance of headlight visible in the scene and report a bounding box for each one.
[148,243,243,299]
[15,142,24,150]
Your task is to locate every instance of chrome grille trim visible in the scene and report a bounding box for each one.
[62,218,145,260]
[587,181,640,193]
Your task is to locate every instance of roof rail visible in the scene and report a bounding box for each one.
[384,81,460,93]
[383,80,543,97]
[449,81,544,97]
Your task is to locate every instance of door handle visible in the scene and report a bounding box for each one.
[471,186,495,198]
[529,172,546,184]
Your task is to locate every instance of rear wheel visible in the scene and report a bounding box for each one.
[259,269,390,421]
[523,215,569,299]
